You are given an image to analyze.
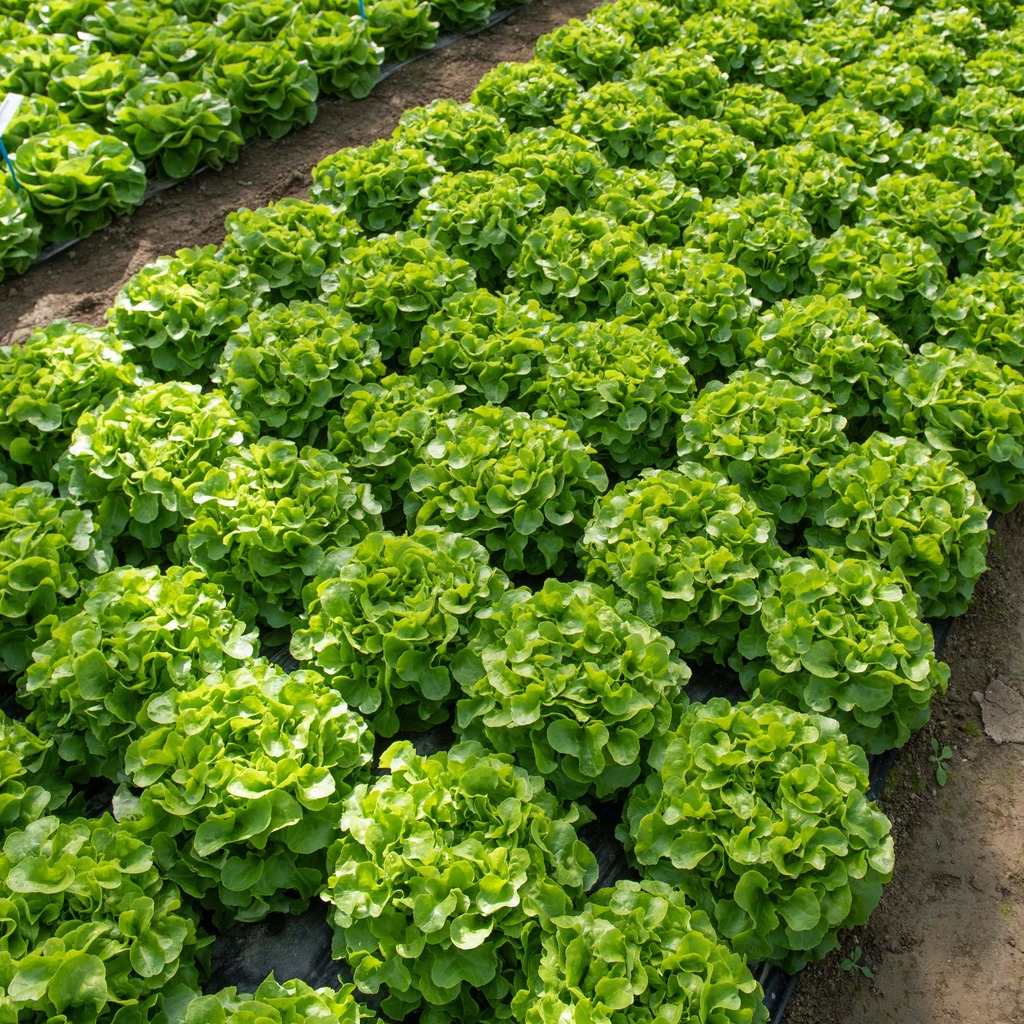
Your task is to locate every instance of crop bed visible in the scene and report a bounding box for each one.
[0,0,533,280]
[2,0,1024,1021]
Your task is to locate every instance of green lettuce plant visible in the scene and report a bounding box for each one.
[614,246,761,378]
[138,21,218,77]
[323,740,598,1023]
[220,199,361,302]
[107,244,263,382]
[970,0,1016,28]
[311,137,441,233]
[980,199,1024,272]
[805,433,990,619]
[216,300,383,443]
[627,45,728,118]
[177,439,383,633]
[428,0,494,31]
[881,343,1024,514]
[737,550,950,752]
[184,978,376,1024]
[285,11,383,98]
[328,231,476,363]
[470,60,581,131]
[554,81,677,167]
[453,579,690,802]
[965,47,1024,93]
[360,0,438,63]
[324,375,465,517]
[676,370,848,528]
[589,0,682,49]
[24,0,103,34]
[745,293,910,433]
[588,166,702,247]
[0,31,86,96]
[110,76,244,180]
[292,527,509,735]
[621,698,894,970]
[0,814,207,1024]
[410,289,556,404]
[0,711,72,829]
[0,183,43,286]
[871,31,965,94]
[798,98,904,182]
[534,19,636,87]
[509,209,648,322]
[511,879,769,1024]
[718,83,806,148]
[393,100,509,172]
[214,0,294,39]
[517,317,695,476]
[203,41,318,141]
[168,0,226,17]
[738,142,863,233]
[898,3,988,51]
[493,127,609,212]
[856,171,987,273]
[930,268,1024,368]
[653,116,752,197]
[59,381,252,552]
[682,192,816,302]
[19,564,257,781]
[750,39,838,108]
[808,224,947,343]
[80,0,179,50]
[836,56,940,128]
[0,481,112,679]
[893,125,1015,210]
[13,125,146,243]
[717,0,802,37]
[932,83,1024,160]
[47,52,147,130]
[6,389,83,491]
[0,94,67,153]
[799,2,896,62]
[120,659,373,922]
[677,11,761,73]
[405,405,608,575]
[409,171,547,290]
[580,464,784,664]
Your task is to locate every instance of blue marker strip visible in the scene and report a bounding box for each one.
[358,0,366,18]
[0,138,18,189]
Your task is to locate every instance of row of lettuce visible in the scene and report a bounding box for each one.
[4,0,1024,1020]
[0,0,527,266]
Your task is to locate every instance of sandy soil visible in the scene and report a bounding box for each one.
[2,3,1022,1020]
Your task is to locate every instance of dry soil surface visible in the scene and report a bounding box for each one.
[2,2,1022,1020]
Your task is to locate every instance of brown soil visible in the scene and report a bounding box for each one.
[3,3,1023,1020]
[786,505,1024,1024]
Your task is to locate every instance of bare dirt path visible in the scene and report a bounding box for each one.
[2,3,1022,1019]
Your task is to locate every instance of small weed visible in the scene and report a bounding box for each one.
[964,721,982,739]
[842,946,874,979]
[930,738,952,787]
[910,771,924,794]
[1001,904,1014,918]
